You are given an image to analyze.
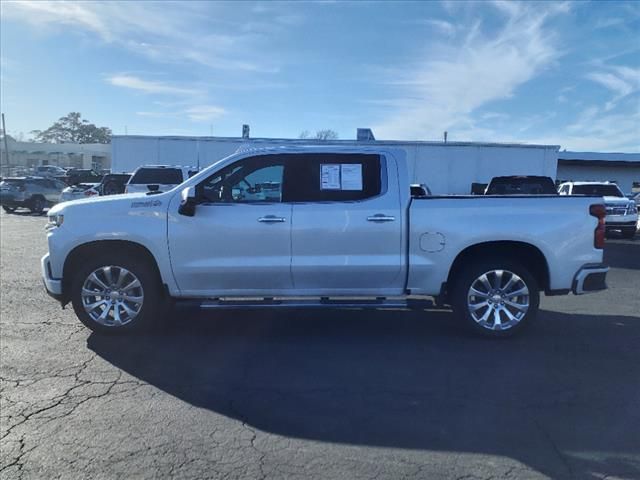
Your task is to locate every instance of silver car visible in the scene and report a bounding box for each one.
[0,177,68,214]
[59,183,100,203]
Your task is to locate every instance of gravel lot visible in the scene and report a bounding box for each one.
[1,210,639,480]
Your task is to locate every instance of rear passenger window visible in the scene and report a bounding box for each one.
[283,154,382,202]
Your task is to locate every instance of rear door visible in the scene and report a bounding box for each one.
[285,153,404,294]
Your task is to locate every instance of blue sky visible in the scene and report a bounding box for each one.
[1,0,639,151]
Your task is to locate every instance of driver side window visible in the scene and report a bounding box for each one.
[199,156,284,204]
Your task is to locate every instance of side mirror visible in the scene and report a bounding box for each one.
[178,186,197,217]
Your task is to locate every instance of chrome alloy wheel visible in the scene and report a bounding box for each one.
[467,269,530,331]
[81,266,144,326]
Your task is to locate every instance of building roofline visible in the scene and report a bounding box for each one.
[111,135,560,150]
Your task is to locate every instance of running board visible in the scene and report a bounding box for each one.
[196,297,435,310]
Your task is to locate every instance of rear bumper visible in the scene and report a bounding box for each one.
[41,254,63,301]
[572,264,608,295]
[0,196,28,208]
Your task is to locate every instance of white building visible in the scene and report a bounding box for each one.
[557,151,640,194]
[111,135,559,195]
[0,139,111,176]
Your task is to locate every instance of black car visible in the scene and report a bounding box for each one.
[58,169,104,186]
[484,176,558,195]
[98,173,132,195]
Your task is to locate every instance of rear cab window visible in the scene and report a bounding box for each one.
[284,153,383,202]
[130,168,183,185]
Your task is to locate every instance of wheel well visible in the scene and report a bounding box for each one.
[62,240,161,302]
[445,241,549,296]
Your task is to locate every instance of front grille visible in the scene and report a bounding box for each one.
[606,207,627,216]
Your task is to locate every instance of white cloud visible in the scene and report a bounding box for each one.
[413,19,456,37]
[529,107,640,152]
[587,65,640,110]
[184,106,227,121]
[373,2,568,139]
[107,75,202,96]
[587,72,634,98]
[594,17,625,29]
[136,105,226,122]
[2,1,283,73]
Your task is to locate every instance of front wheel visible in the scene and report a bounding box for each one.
[622,227,637,239]
[70,252,165,334]
[451,261,540,338]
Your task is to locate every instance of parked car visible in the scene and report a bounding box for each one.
[558,181,638,238]
[484,176,557,195]
[627,192,640,213]
[60,169,104,186]
[33,165,68,178]
[125,165,197,194]
[59,183,101,203]
[43,146,609,338]
[99,173,132,196]
[1,177,67,214]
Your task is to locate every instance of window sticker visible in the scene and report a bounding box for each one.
[340,163,363,190]
[320,164,341,190]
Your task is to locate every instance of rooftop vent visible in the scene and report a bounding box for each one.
[357,128,375,141]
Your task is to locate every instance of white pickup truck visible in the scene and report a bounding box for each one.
[43,146,609,337]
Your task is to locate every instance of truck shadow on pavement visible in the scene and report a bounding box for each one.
[88,308,640,479]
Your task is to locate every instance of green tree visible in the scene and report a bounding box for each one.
[31,112,112,144]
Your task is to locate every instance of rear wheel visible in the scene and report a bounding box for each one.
[451,260,540,338]
[70,251,165,334]
[2,206,16,213]
[29,195,45,214]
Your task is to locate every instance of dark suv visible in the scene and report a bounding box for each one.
[58,169,104,186]
[484,176,558,195]
[99,173,132,195]
[0,177,68,214]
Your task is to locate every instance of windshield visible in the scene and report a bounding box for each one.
[130,168,183,185]
[572,184,623,197]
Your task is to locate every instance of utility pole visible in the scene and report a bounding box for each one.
[1,113,10,176]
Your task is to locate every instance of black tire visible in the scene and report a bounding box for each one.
[70,250,166,334]
[622,227,636,239]
[2,206,16,213]
[451,260,540,338]
[29,195,46,214]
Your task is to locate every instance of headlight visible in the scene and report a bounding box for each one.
[628,203,638,215]
[46,214,64,229]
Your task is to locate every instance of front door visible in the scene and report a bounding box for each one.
[168,156,293,296]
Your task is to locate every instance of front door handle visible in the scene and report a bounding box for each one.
[367,214,396,222]
[258,215,286,223]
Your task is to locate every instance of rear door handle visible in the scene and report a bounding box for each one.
[258,215,286,223]
[367,214,396,222]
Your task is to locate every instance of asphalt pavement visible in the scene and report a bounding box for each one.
[1,210,639,479]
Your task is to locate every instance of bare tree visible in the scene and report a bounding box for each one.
[298,129,339,141]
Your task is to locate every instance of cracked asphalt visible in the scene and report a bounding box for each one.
[1,210,639,480]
